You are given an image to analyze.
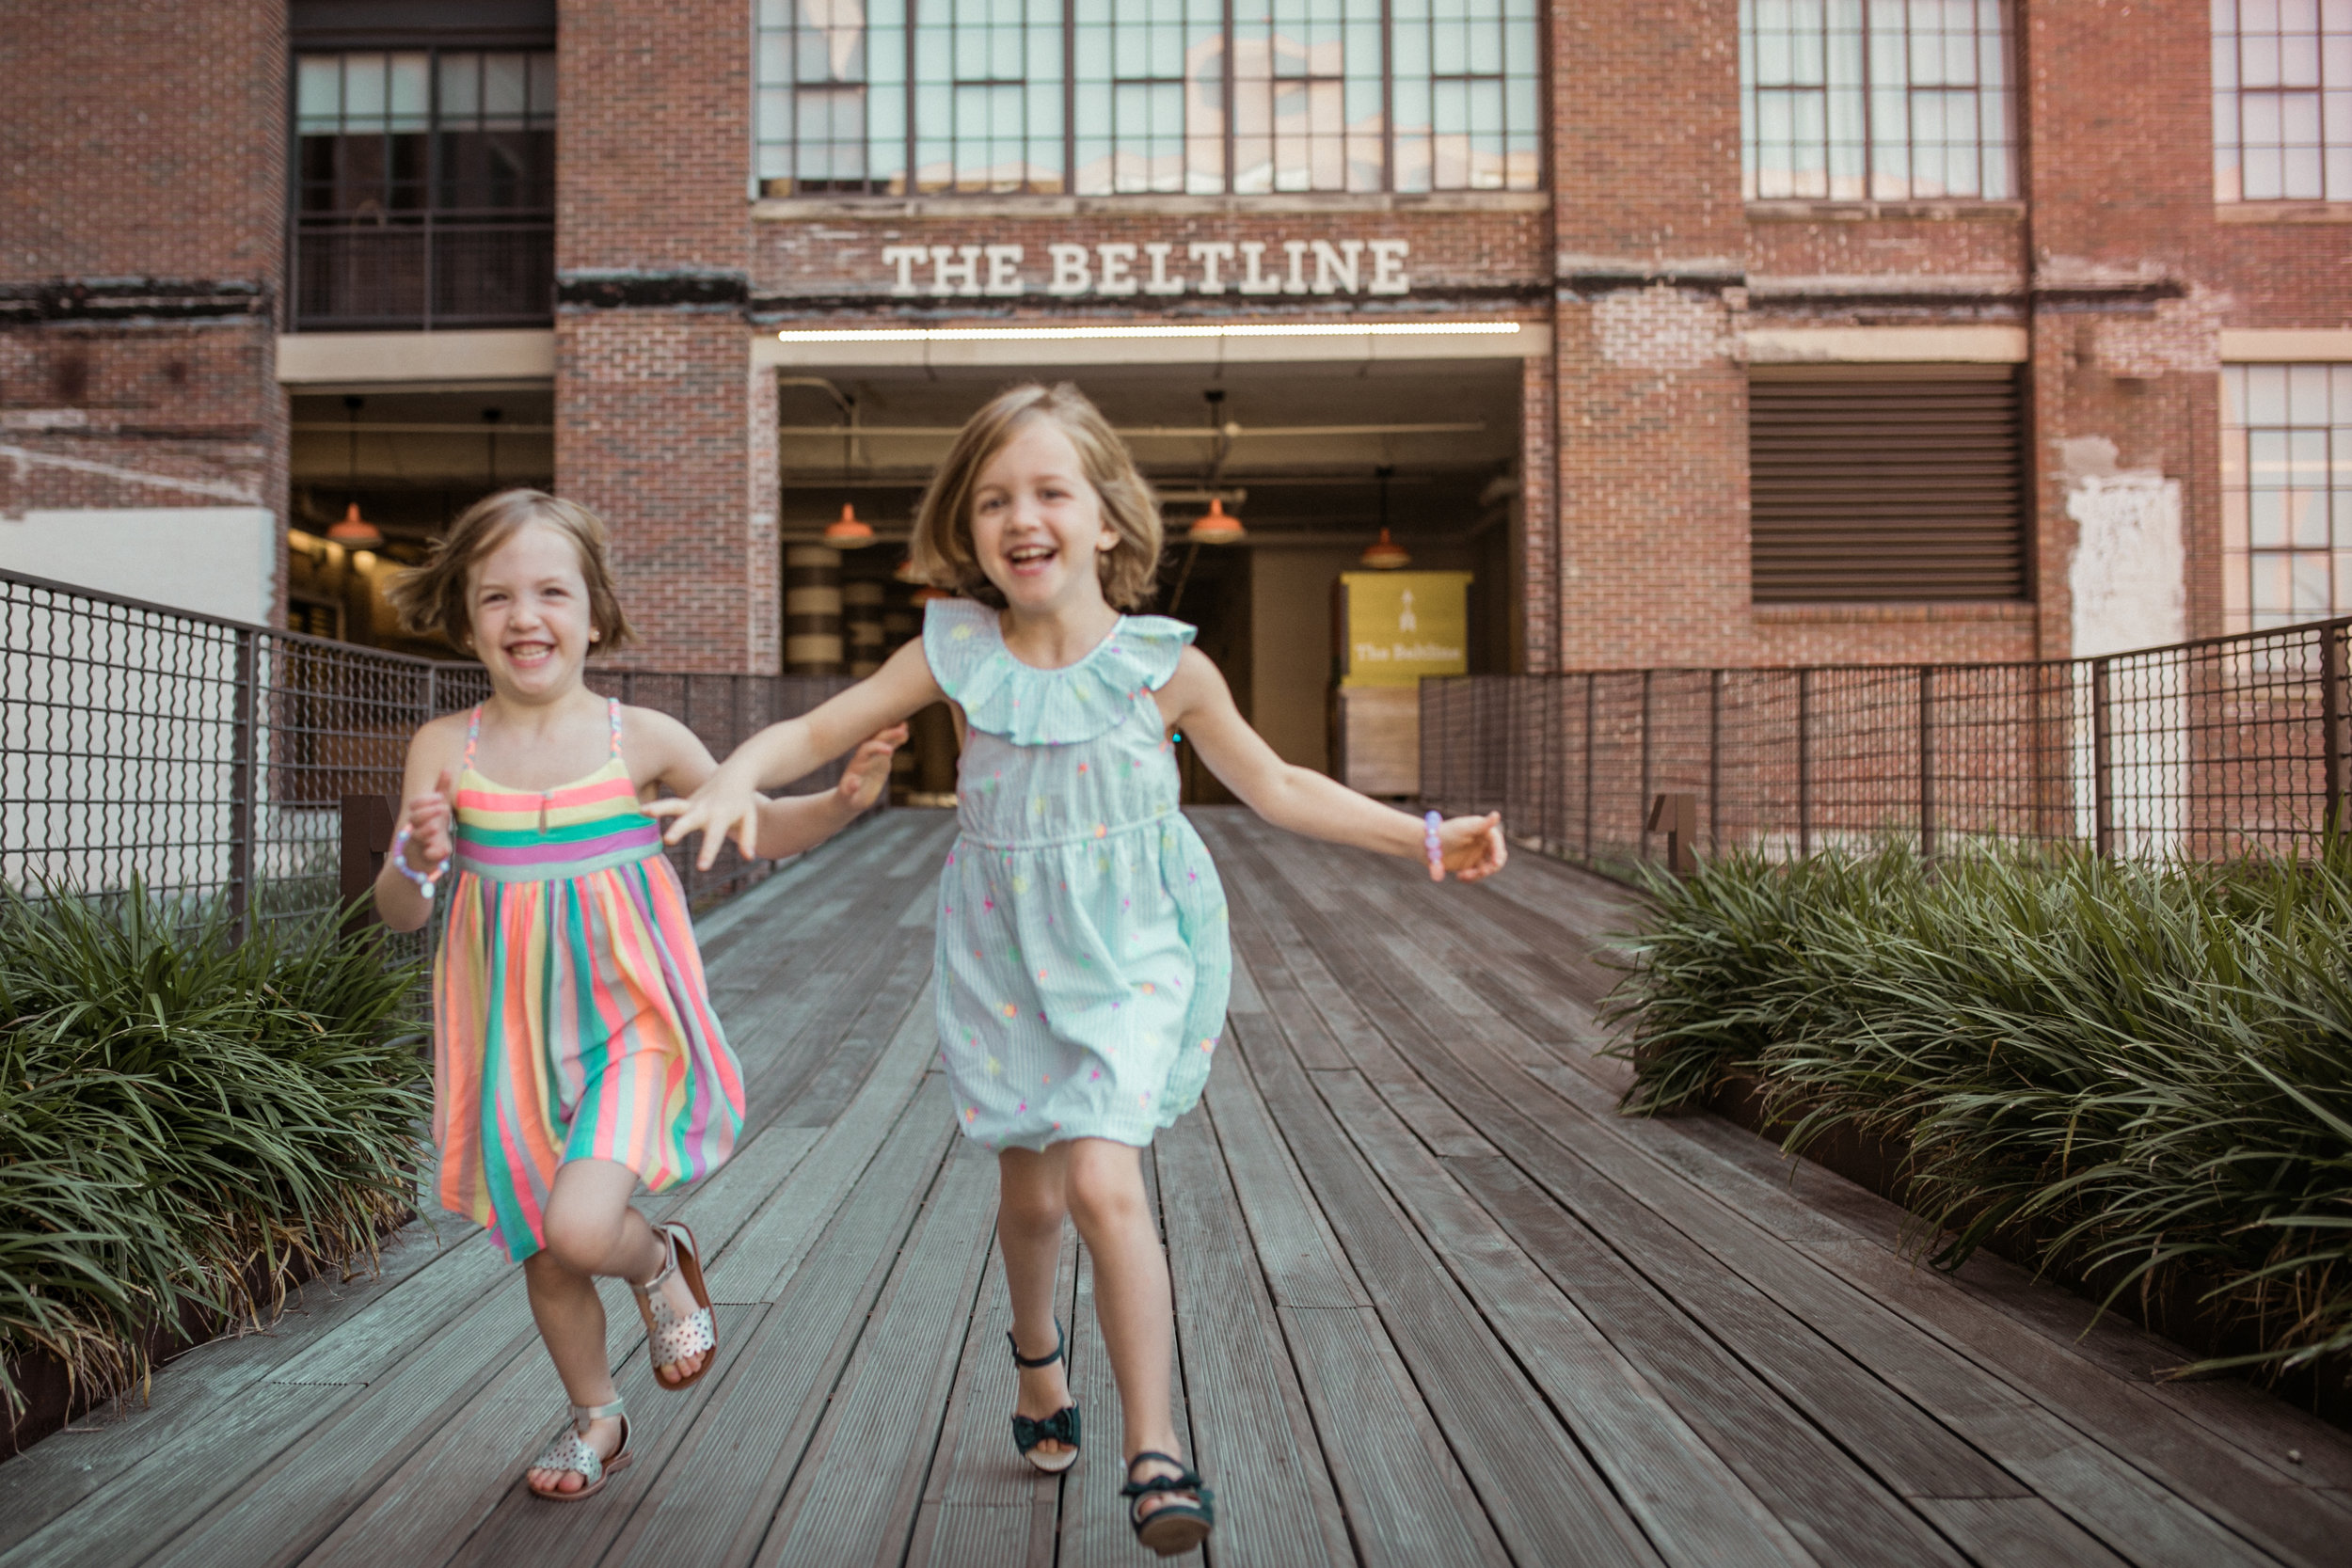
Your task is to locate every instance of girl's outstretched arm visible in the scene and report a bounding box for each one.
[630,708,908,862]
[650,639,944,869]
[375,714,468,931]
[1159,647,1506,881]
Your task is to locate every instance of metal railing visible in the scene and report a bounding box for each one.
[1,568,855,932]
[1421,616,2352,872]
[292,216,553,329]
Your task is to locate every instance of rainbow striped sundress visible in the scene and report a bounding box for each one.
[432,698,744,1262]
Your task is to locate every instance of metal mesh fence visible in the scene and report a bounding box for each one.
[0,568,859,930]
[1421,617,2351,872]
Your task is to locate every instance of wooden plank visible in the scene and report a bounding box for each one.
[755,1137,1000,1566]
[596,1079,957,1568]
[899,1221,1070,1568]
[702,982,939,1305]
[0,1219,470,1557]
[1232,1019,1664,1568]
[1156,1104,1352,1568]
[1909,1498,2133,1567]
[1200,1058,1369,1312]
[774,935,932,1130]
[1445,1153,1972,1568]
[1218,879,1350,1072]
[1312,1069,1813,1566]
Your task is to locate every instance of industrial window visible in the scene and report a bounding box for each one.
[2222,364,2352,633]
[292,49,555,327]
[2213,0,2352,202]
[1748,367,2027,603]
[1740,0,2015,201]
[754,0,1541,197]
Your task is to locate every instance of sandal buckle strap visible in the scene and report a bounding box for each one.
[1007,1316,1066,1369]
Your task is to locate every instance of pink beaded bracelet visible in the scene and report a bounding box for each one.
[1423,810,1444,879]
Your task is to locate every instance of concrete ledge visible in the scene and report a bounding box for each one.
[2219,328,2352,361]
[276,329,556,385]
[1744,325,2028,363]
[755,321,1551,368]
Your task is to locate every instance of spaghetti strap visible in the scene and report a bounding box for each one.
[463,705,483,773]
[607,697,625,758]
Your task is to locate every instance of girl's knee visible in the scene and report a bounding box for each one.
[1064,1154,1145,1234]
[540,1204,626,1274]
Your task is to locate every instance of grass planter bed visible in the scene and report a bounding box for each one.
[0,887,428,1454]
[1606,844,2352,1418]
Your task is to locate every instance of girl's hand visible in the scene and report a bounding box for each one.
[402,769,456,875]
[647,763,763,871]
[835,725,908,814]
[1434,811,1507,882]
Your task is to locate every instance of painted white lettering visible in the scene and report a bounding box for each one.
[1141,242,1184,295]
[1095,243,1138,296]
[983,244,1025,295]
[1311,239,1364,294]
[1187,242,1235,294]
[882,245,927,296]
[1236,242,1280,295]
[1367,239,1410,294]
[930,244,982,296]
[1281,240,1310,294]
[1047,243,1091,295]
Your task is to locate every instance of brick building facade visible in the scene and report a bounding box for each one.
[7,1,2349,770]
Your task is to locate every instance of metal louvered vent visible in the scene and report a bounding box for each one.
[1749,366,2027,602]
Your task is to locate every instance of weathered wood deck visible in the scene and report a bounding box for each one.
[5,806,2349,1566]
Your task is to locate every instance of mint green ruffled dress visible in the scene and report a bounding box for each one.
[924,597,1232,1151]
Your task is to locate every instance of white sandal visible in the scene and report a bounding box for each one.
[525,1396,631,1501]
[632,1221,716,1390]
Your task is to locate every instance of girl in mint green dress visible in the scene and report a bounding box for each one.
[660,382,1507,1558]
[923,595,1227,1151]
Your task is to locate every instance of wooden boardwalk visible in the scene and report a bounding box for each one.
[5,806,2349,1567]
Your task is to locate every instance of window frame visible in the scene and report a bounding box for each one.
[2212,0,2352,204]
[753,0,1547,199]
[2220,362,2352,635]
[1740,0,2018,205]
[285,41,558,332]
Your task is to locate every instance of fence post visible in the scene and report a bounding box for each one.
[1647,792,1698,877]
[1708,668,1723,854]
[2092,657,2115,857]
[1918,665,1936,859]
[1796,667,1812,859]
[227,627,258,941]
[339,795,395,935]
[1638,669,1654,862]
[2325,622,2345,837]
[1581,673,1596,860]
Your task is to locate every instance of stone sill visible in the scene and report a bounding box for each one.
[1746,199,2026,223]
[753,191,1551,221]
[1754,601,2037,625]
[2214,201,2352,224]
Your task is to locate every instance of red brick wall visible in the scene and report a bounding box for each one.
[1,1,287,614]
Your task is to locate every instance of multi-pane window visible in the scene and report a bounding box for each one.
[2213,0,2352,202]
[754,0,1541,197]
[1740,0,2014,201]
[293,50,555,327]
[2222,365,2352,633]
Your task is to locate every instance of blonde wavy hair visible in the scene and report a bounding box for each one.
[909,383,1164,611]
[386,488,636,651]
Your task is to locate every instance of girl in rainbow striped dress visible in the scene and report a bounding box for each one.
[376,489,900,1502]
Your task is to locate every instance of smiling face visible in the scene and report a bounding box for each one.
[968,418,1120,615]
[466,519,598,702]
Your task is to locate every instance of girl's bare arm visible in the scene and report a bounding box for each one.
[631,706,907,862]
[374,716,468,931]
[651,640,942,868]
[1158,648,1505,880]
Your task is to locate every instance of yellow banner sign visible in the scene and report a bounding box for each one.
[1339,571,1471,688]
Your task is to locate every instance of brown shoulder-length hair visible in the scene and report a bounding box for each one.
[909,383,1163,611]
[385,488,636,651]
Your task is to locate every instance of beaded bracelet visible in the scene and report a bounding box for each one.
[388,822,446,900]
[1423,810,1445,880]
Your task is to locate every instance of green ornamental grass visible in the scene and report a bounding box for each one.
[1606,843,2352,1382]
[0,884,428,1416]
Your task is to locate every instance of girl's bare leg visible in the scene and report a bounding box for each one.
[997,1145,1076,1461]
[520,1157,703,1494]
[1062,1137,1194,1516]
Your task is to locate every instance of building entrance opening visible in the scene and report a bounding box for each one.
[774,360,1522,804]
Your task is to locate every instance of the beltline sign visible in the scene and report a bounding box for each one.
[879,239,1412,299]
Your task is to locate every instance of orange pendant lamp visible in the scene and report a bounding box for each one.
[823,500,875,545]
[326,499,383,548]
[1358,464,1406,568]
[1186,496,1244,544]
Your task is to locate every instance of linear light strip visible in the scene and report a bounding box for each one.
[772,322,1524,343]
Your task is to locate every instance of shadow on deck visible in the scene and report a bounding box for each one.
[4,808,2349,1567]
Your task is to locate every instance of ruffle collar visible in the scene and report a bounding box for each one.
[925,597,1194,745]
